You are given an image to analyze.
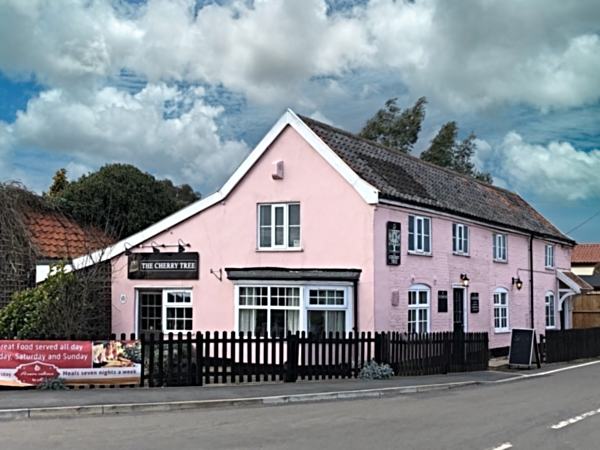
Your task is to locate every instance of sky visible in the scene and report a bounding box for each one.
[0,0,599,242]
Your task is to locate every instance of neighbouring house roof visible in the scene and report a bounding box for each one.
[225,267,362,282]
[52,109,572,278]
[300,115,572,244]
[572,244,600,264]
[581,275,600,290]
[21,210,114,260]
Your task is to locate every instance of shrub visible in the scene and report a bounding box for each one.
[358,360,395,380]
[36,377,68,390]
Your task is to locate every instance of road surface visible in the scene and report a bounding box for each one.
[2,363,600,449]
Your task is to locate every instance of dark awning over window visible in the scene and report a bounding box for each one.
[225,267,361,282]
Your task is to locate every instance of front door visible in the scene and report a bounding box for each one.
[453,288,465,332]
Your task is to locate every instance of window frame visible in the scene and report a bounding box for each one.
[408,215,432,255]
[493,288,509,333]
[234,283,353,336]
[408,284,431,333]
[493,233,508,262]
[545,291,556,329]
[162,289,194,334]
[452,223,469,256]
[545,244,555,269]
[236,285,301,336]
[306,287,349,335]
[257,203,301,251]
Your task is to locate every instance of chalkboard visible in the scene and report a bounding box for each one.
[508,328,536,368]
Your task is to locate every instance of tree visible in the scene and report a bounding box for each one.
[359,97,427,153]
[421,121,457,168]
[47,168,68,198]
[54,164,200,239]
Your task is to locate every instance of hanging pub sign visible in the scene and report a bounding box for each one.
[386,221,401,265]
[128,252,199,280]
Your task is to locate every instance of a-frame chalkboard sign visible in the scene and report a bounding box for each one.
[508,328,541,369]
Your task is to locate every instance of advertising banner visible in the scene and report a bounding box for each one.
[0,340,141,387]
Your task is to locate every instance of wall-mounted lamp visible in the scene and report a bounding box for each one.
[151,241,161,254]
[512,277,523,290]
[124,242,133,256]
[178,239,191,253]
[460,273,470,288]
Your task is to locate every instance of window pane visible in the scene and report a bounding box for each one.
[275,206,284,226]
[308,311,325,335]
[275,226,284,245]
[288,204,300,226]
[259,205,271,226]
[260,227,271,247]
[327,311,346,333]
[239,309,267,335]
[271,310,286,337]
[289,225,300,247]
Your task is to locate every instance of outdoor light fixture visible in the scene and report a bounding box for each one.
[512,277,523,290]
[178,239,190,253]
[124,242,132,256]
[151,241,161,254]
[460,273,470,287]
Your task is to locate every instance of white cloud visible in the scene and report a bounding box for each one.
[2,0,597,110]
[477,132,600,201]
[2,83,249,190]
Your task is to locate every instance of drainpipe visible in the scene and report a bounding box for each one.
[529,234,535,329]
[353,279,359,332]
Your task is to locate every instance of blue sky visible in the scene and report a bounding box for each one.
[0,0,599,242]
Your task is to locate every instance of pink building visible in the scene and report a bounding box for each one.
[70,110,588,350]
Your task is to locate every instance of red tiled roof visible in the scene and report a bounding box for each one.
[572,244,600,264]
[21,211,114,260]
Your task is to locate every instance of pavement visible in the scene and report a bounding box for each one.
[2,359,600,449]
[0,359,596,421]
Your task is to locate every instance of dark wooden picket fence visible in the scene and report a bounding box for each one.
[140,330,489,387]
[545,327,600,363]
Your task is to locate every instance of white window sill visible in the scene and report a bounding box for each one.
[545,266,555,271]
[408,251,432,257]
[494,329,510,334]
[256,247,304,252]
[545,326,556,330]
[453,252,470,257]
[493,259,508,264]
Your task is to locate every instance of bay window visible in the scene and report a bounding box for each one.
[258,203,301,249]
[236,284,352,335]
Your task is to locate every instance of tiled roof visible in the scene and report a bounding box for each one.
[581,274,600,290]
[572,244,600,264]
[300,116,573,244]
[21,210,114,260]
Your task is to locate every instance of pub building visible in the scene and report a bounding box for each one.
[59,110,583,349]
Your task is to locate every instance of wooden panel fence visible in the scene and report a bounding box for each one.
[140,330,489,387]
[545,327,600,363]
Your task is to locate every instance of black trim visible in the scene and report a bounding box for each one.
[225,267,362,282]
[529,235,535,328]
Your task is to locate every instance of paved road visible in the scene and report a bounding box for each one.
[2,364,600,450]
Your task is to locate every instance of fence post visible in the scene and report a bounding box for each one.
[140,333,146,387]
[374,332,382,363]
[285,332,299,383]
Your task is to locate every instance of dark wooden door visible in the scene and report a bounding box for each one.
[453,288,465,332]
